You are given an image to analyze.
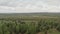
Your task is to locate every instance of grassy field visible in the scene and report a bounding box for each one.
[0,13,60,34]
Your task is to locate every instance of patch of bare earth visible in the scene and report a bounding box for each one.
[37,32,42,34]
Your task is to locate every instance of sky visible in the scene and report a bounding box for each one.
[0,0,60,13]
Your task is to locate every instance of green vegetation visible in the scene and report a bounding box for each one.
[0,13,60,34]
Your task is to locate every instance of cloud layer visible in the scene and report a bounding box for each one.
[0,0,60,13]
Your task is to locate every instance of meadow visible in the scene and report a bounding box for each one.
[0,13,60,34]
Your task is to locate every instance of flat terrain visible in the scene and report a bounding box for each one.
[0,13,60,34]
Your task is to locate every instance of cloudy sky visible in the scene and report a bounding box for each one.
[0,0,60,13]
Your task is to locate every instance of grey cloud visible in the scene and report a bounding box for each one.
[0,0,60,13]
[0,0,60,6]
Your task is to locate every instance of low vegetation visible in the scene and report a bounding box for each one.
[0,17,60,34]
[0,13,60,34]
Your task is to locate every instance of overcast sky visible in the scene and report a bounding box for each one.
[0,0,60,13]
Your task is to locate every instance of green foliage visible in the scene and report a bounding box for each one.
[0,17,60,34]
